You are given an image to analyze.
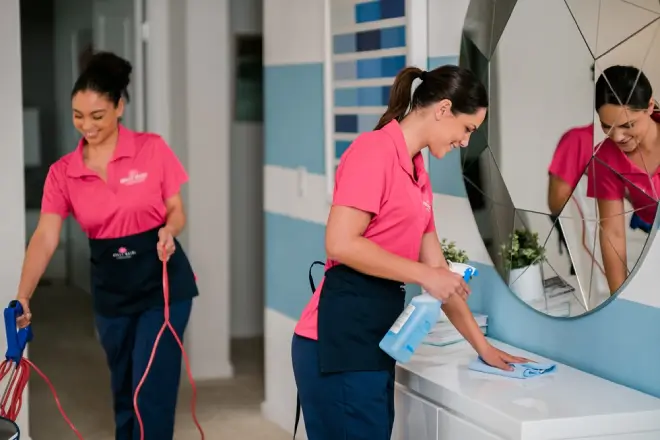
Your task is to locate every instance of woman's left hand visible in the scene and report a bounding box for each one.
[157,227,176,261]
[478,344,530,371]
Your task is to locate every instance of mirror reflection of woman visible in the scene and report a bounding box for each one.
[589,65,660,294]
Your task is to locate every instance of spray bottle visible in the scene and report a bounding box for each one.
[379,262,478,364]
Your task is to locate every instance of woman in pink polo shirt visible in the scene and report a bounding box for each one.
[14,52,197,439]
[589,65,660,294]
[291,65,525,440]
[547,123,595,275]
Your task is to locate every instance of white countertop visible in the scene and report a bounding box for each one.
[395,338,660,439]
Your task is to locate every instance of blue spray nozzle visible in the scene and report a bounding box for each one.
[4,300,33,364]
[448,262,478,282]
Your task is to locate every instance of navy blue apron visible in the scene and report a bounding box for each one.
[88,225,198,317]
[630,212,653,233]
[293,261,405,438]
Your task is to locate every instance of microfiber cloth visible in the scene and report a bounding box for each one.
[468,357,557,379]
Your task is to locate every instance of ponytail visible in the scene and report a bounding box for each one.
[374,67,424,130]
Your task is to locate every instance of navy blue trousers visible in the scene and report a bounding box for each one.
[291,334,395,440]
[95,299,192,440]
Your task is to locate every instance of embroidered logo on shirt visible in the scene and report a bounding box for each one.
[422,201,432,212]
[120,169,148,185]
[113,247,137,260]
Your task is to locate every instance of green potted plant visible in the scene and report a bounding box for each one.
[500,229,545,301]
[441,239,470,264]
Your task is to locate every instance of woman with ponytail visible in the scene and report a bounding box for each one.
[588,65,660,295]
[291,65,525,440]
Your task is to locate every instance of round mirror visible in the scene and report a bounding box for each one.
[459,0,660,317]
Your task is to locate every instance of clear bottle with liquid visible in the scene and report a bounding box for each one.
[379,262,478,364]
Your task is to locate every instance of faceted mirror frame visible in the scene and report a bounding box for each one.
[460,0,660,317]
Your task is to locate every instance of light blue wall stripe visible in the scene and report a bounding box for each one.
[430,148,468,198]
[265,212,326,320]
[264,63,325,174]
[428,55,459,70]
[470,262,660,399]
[264,212,485,327]
[427,55,469,198]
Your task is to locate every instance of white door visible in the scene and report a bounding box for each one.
[92,0,144,130]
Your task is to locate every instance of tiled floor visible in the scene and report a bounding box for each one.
[26,283,289,440]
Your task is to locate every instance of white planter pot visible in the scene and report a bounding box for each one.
[509,263,544,302]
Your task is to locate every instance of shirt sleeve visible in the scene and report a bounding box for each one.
[41,165,71,218]
[155,136,189,199]
[548,128,591,188]
[333,135,391,215]
[586,155,625,200]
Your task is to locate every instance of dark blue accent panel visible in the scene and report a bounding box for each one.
[335,115,358,133]
[356,29,381,52]
[380,0,405,19]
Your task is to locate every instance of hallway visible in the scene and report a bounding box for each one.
[27,283,289,439]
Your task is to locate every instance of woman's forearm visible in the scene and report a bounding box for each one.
[600,229,627,294]
[328,236,430,285]
[442,298,489,354]
[17,231,58,300]
[164,206,186,237]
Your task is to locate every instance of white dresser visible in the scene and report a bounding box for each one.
[393,339,660,440]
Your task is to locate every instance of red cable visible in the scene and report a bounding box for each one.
[0,356,84,439]
[133,257,204,440]
[0,253,203,440]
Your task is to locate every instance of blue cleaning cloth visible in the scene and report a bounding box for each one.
[468,357,557,379]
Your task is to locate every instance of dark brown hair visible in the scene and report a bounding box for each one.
[72,52,132,106]
[375,65,488,130]
[595,65,655,111]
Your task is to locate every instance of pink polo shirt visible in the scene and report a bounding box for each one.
[41,125,188,239]
[548,124,594,188]
[587,113,660,224]
[294,120,435,340]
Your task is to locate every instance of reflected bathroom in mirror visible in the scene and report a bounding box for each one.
[459,0,660,317]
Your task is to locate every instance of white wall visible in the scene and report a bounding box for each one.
[181,0,234,379]
[0,1,30,437]
[230,0,264,338]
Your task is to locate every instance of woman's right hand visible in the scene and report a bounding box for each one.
[421,266,470,302]
[15,297,32,329]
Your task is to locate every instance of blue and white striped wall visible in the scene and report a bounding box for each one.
[263,0,660,435]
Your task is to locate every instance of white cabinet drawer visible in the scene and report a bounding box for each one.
[437,406,503,440]
[393,385,504,440]
[393,385,437,440]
